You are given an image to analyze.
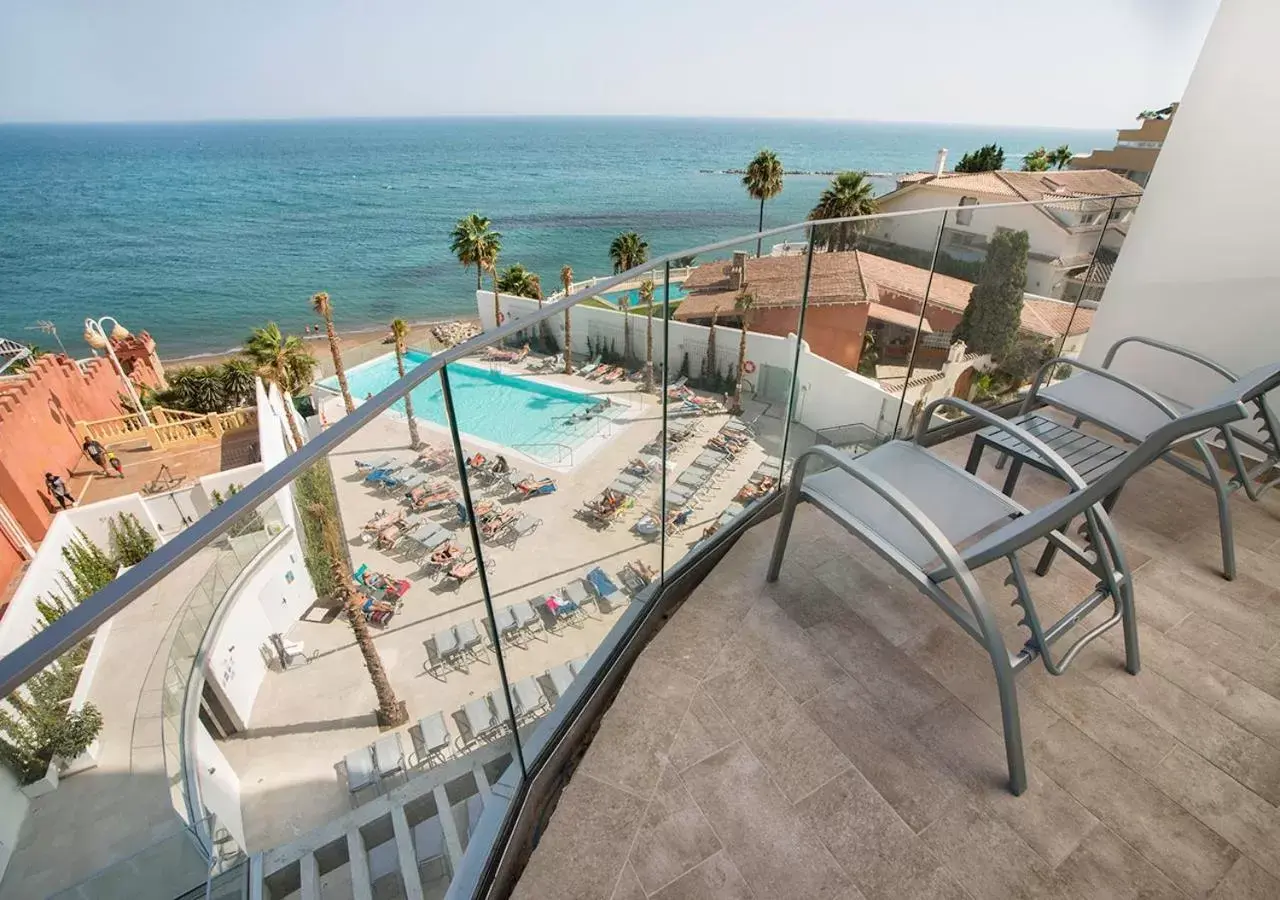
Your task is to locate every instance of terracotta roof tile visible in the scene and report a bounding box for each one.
[678,250,1090,339]
[894,168,1142,201]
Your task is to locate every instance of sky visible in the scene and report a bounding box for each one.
[0,0,1221,128]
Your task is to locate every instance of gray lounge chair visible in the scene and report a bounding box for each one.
[547,662,576,700]
[343,746,379,806]
[411,712,451,768]
[511,676,547,722]
[1022,337,1280,580]
[455,696,499,749]
[503,514,542,546]
[564,579,594,615]
[373,732,406,785]
[509,598,544,638]
[768,373,1280,796]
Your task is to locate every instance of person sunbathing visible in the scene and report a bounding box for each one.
[430,542,464,566]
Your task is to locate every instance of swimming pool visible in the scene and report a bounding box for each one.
[321,351,614,464]
[599,280,688,308]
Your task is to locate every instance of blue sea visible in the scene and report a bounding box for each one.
[0,117,1112,358]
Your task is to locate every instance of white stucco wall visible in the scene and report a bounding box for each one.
[485,292,902,435]
[0,766,27,881]
[194,720,246,851]
[1082,0,1277,404]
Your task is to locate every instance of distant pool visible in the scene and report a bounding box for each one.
[599,280,689,308]
[321,351,610,463]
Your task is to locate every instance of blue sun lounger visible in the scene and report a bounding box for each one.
[585,566,621,605]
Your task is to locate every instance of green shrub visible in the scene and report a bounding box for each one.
[295,463,342,601]
[108,513,157,568]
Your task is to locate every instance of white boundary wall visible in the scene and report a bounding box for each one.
[483,291,905,436]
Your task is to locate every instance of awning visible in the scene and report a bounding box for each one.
[867,303,933,332]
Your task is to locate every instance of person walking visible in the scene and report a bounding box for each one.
[82,437,108,474]
[45,472,72,510]
[107,451,124,479]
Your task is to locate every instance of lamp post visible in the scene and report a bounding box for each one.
[84,316,152,428]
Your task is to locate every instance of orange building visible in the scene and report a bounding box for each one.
[675,250,1093,372]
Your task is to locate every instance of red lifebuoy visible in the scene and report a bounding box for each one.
[496,311,506,325]
[743,360,757,374]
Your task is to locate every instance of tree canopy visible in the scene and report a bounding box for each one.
[450,213,502,290]
[1047,145,1073,170]
[497,263,543,299]
[609,232,650,273]
[245,322,317,396]
[954,228,1030,358]
[808,172,877,252]
[955,144,1005,173]
[1021,148,1051,172]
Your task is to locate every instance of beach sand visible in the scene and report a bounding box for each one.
[160,317,480,377]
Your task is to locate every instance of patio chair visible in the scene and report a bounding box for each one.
[509,597,545,639]
[342,746,379,807]
[454,696,499,750]
[1021,337,1280,580]
[542,591,585,629]
[511,676,547,722]
[577,355,603,377]
[768,377,1279,796]
[373,732,407,786]
[546,662,576,701]
[502,514,542,546]
[410,712,452,769]
[491,604,525,648]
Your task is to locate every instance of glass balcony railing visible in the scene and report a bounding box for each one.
[0,192,1139,899]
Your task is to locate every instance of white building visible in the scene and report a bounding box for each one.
[867,167,1143,300]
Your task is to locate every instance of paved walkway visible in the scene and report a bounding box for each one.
[0,550,219,899]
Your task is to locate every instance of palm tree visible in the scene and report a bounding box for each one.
[730,291,756,414]
[609,232,649,274]
[219,358,256,407]
[560,265,574,375]
[311,292,355,414]
[245,322,316,449]
[168,366,225,413]
[640,279,655,393]
[1047,145,1073,170]
[743,149,784,257]
[390,319,422,449]
[311,501,407,727]
[450,213,502,292]
[808,172,878,252]
[496,263,542,300]
[1021,147,1051,172]
[486,255,502,334]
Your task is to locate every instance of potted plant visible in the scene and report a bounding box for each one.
[0,687,103,799]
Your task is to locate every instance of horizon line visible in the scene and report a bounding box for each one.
[0,112,1124,132]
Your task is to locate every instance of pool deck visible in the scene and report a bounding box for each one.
[223,357,783,851]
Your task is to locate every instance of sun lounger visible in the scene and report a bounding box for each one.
[585,567,622,606]
[601,367,624,384]
[410,712,451,768]
[542,591,584,628]
[665,376,688,397]
[769,375,1280,795]
[516,476,557,497]
[343,746,379,805]
[373,732,406,783]
[509,598,543,636]
[456,695,500,749]
[547,662,576,700]
[564,578,594,614]
[676,469,708,489]
[355,457,396,474]
[511,676,547,722]
[692,451,727,472]
[577,356,603,377]
[608,474,644,496]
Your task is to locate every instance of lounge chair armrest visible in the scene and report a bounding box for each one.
[1101,336,1237,382]
[1024,356,1183,422]
[915,397,1089,492]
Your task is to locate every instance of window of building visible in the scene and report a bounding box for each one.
[955,196,978,226]
[922,330,953,348]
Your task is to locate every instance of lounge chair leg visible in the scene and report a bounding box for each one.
[766,475,805,583]
[991,655,1027,796]
[1194,439,1236,580]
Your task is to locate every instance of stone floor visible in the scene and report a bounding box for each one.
[224,361,792,851]
[77,427,260,505]
[513,432,1280,900]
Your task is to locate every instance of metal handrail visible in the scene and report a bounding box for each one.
[0,192,1140,696]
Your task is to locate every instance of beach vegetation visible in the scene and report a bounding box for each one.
[245,322,316,447]
[1047,145,1073,170]
[609,232,649,274]
[955,143,1005,172]
[743,149,784,257]
[311,292,355,415]
[390,318,422,449]
[808,172,878,252]
[451,212,502,305]
[730,291,755,414]
[1021,147,1051,172]
[560,265,575,375]
[496,264,542,300]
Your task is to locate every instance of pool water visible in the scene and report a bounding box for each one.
[322,351,613,463]
[599,280,688,308]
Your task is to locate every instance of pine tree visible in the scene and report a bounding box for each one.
[59,531,116,602]
[954,229,1030,359]
[108,513,157,568]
